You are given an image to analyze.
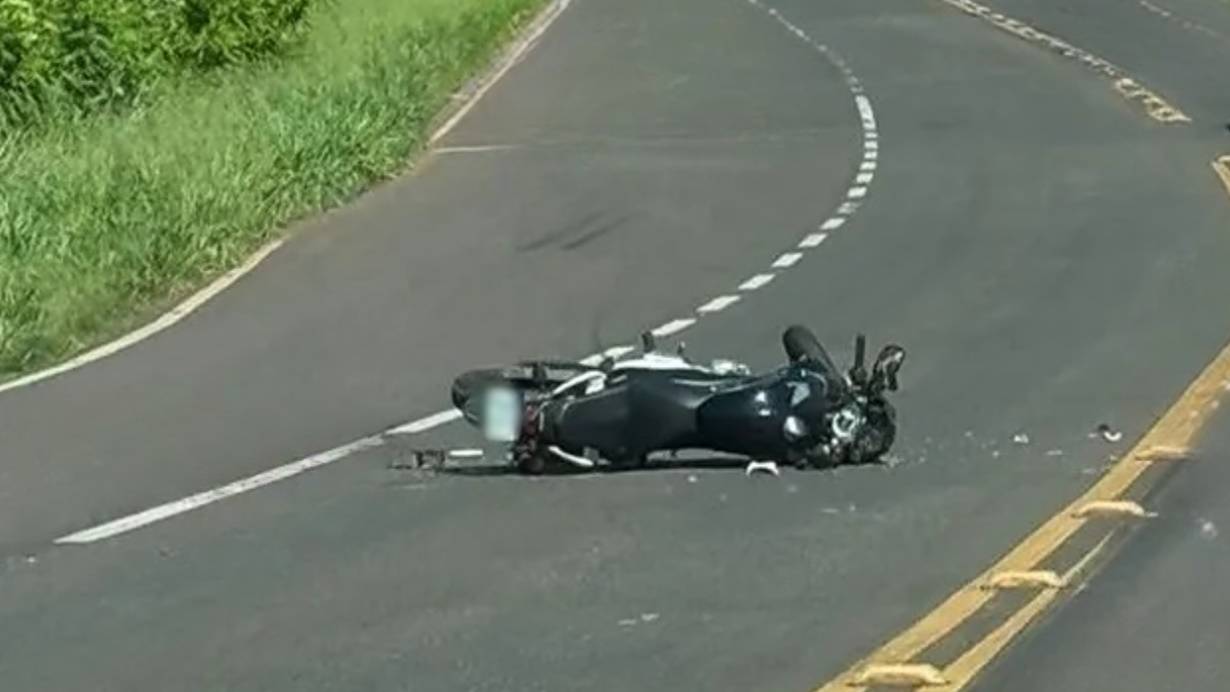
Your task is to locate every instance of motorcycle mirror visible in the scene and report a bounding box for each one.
[850,334,868,386]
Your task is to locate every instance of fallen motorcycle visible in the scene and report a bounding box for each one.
[450,325,905,474]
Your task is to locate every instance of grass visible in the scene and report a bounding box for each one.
[0,0,547,377]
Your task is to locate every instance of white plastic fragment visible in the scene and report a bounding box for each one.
[745,460,780,476]
[1012,433,1030,445]
[1094,423,1123,443]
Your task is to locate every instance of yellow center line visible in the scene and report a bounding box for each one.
[932,535,1111,691]
[815,312,1230,690]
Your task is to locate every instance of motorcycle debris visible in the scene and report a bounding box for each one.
[687,474,699,484]
[1046,449,1064,457]
[1199,519,1219,540]
[389,448,446,470]
[1092,423,1123,443]
[1012,433,1031,445]
[618,618,638,627]
[745,461,780,477]
[640,612,660,623]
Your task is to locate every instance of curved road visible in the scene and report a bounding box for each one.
[2,0,1230,689]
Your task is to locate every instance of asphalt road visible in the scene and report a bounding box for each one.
[2,0,1230,689]
[974,411,1230,692]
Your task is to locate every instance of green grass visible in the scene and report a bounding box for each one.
[0,0,547,376]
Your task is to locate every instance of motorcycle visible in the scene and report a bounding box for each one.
[450,325,905,474]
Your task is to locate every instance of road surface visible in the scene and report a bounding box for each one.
[2,0,1230,689]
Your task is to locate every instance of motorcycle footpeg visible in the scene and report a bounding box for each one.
[641,330,657,353]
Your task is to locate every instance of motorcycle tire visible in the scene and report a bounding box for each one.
[517,452,547,475]
[782,325,826,364]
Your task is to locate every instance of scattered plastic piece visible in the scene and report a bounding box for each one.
[640,612,660,623]
[1012,433,1030,445]
[1094,423,1123,443]
[745,460,780,476]
[1046,449,1064,457]
[1200,519,1219,540]
[687,474,698,484]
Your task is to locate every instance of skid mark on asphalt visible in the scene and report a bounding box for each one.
[939,0,1190,123]
[53,0,885,546]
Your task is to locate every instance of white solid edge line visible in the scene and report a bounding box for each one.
[0,237,286,396]
[57,408,465,544]
[739,273,776,291]
[387,409,463,435]
[428,0,571,146]
[772,252,803,268]
[55,435,387,544]
[799,233,828,248]
[58,0,880,547]
[435,144,521,154]
[4,0,574,399]
[697,295,742,313]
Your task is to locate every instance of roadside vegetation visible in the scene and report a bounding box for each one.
[0,0,546,376]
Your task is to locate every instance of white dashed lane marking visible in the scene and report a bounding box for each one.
[698,295,743,313]
[772,252,804,268]
[799,233,828,248]
[53,0,887,545]
[740,273,778,291]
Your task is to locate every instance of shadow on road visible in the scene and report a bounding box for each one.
[433,456,753,478]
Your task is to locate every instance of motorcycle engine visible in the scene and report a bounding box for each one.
[830,404,865,442]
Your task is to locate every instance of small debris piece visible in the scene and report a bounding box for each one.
[618,618,638,627]
[1200,519,1219,540]
[1046,449,1064,457]
[687,474,698,484]
[640,612,660,623]
[745,460,780,477]
[1012,433,1030,445]
[1094,423,1123,443]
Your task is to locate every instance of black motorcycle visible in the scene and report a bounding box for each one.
[451,325,905,474]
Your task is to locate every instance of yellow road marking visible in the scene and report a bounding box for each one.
[815,336,1230,691]
[939,0,1190,124]
[931,536,1111,691]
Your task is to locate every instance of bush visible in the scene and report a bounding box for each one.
[0,0,546,375]
[0,0,313,127]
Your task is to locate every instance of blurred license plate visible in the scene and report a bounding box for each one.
[481,386,522,442]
